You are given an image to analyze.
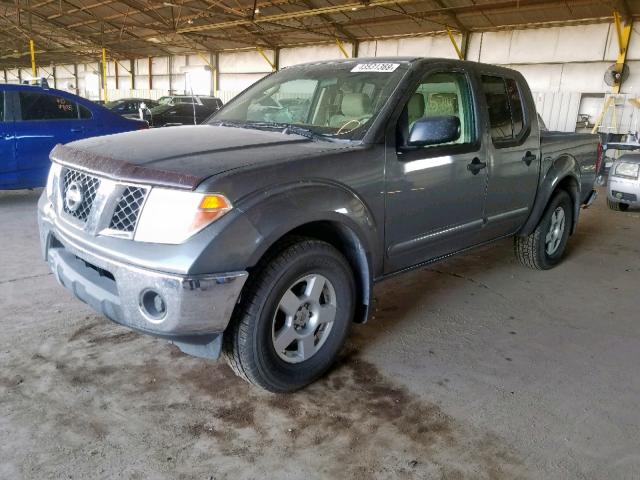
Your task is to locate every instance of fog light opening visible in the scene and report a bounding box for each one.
[140,289,167,322]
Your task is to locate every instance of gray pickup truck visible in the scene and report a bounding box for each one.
[38,58,599,392]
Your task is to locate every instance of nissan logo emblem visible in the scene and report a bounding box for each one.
[65,181,84,212]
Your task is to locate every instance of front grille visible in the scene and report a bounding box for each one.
[109,186,147,233]
[62,169,101,221]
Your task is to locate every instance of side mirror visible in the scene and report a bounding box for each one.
[407,116,461,147]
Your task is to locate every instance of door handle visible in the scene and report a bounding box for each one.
[70,127,84,133]
[467,157,487,175]
[523,151,537,166]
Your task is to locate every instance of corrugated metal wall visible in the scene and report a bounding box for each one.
[533,92,582,132]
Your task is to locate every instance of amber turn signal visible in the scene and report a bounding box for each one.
[199,195,231,211]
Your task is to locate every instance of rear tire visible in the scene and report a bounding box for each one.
[223,237,355,392]
[514,190,573,270]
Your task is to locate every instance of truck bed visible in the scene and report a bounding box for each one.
[540,131,599,203]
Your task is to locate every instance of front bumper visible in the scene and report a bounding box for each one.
[607,176,640,205]
[38,196,248,359]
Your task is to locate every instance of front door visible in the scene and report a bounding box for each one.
[478,73,541,237]
[0,91,17,187]
[384,68,488,273]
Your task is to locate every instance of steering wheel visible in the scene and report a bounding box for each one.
[336,119,362,136]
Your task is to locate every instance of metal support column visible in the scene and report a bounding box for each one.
[73,64,79,95]
[101,48,108,102]
[29,39,37,78]
[612,10,633,94]
[148,57,153,90]
[130,59,136,90]
[213,52,220,95]
[591,10,634,134]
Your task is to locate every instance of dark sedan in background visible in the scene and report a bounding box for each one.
[105,98,160,119]
[144,95,222,127]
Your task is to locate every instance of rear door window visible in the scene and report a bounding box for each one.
[506,78,524,136]
[19,92,79,120]
[481,75,527,145]
[79,104,93,119]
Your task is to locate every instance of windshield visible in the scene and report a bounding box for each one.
[209,61,408,141]
[158,96,173,105]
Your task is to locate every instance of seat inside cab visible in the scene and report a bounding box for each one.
[328,93,373,130]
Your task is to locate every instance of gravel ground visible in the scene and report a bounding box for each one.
[1,188,638,479]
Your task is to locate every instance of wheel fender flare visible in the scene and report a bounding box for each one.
[206,181,379,323]
[519,155,581,237]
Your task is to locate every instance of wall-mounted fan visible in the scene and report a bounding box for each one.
[604,63,630,87]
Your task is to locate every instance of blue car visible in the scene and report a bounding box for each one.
[0,84,148,189]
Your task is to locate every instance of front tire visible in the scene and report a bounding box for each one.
[223,237,355,392]
[514,190,573,270]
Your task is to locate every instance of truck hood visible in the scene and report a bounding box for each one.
[50,125,348,190]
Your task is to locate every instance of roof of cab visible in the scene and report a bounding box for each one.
[0,83,75,96]
[282,57,523,76]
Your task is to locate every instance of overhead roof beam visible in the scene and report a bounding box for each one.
[173,0,606,34]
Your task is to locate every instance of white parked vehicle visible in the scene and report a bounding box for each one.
[607,154,640,211]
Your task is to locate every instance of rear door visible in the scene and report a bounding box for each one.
[384,66,489,273]
[14,90,86,186]
[478,73,541,237]
[0,91,17,186]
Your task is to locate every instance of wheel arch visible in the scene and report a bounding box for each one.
[249,219,374,324]
[519,154,581,237]
[225,181,381,324]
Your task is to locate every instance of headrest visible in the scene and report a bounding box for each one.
[408,93,425,120]
[341,93,371,117]
[426,93,458,116]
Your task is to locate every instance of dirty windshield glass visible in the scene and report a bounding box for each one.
[209,61,408,141]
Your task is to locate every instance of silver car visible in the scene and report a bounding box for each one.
[607,154,640,211]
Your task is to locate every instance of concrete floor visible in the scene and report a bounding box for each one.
[1,188,638,480]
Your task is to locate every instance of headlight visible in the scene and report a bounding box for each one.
[46,162,62,200]
[134,189,232,244]
[614,162,640,179]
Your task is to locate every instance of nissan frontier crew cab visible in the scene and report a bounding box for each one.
[38,58,600,392]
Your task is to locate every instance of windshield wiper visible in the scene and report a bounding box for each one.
[241,122,324,141]
[212,120,330,141]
